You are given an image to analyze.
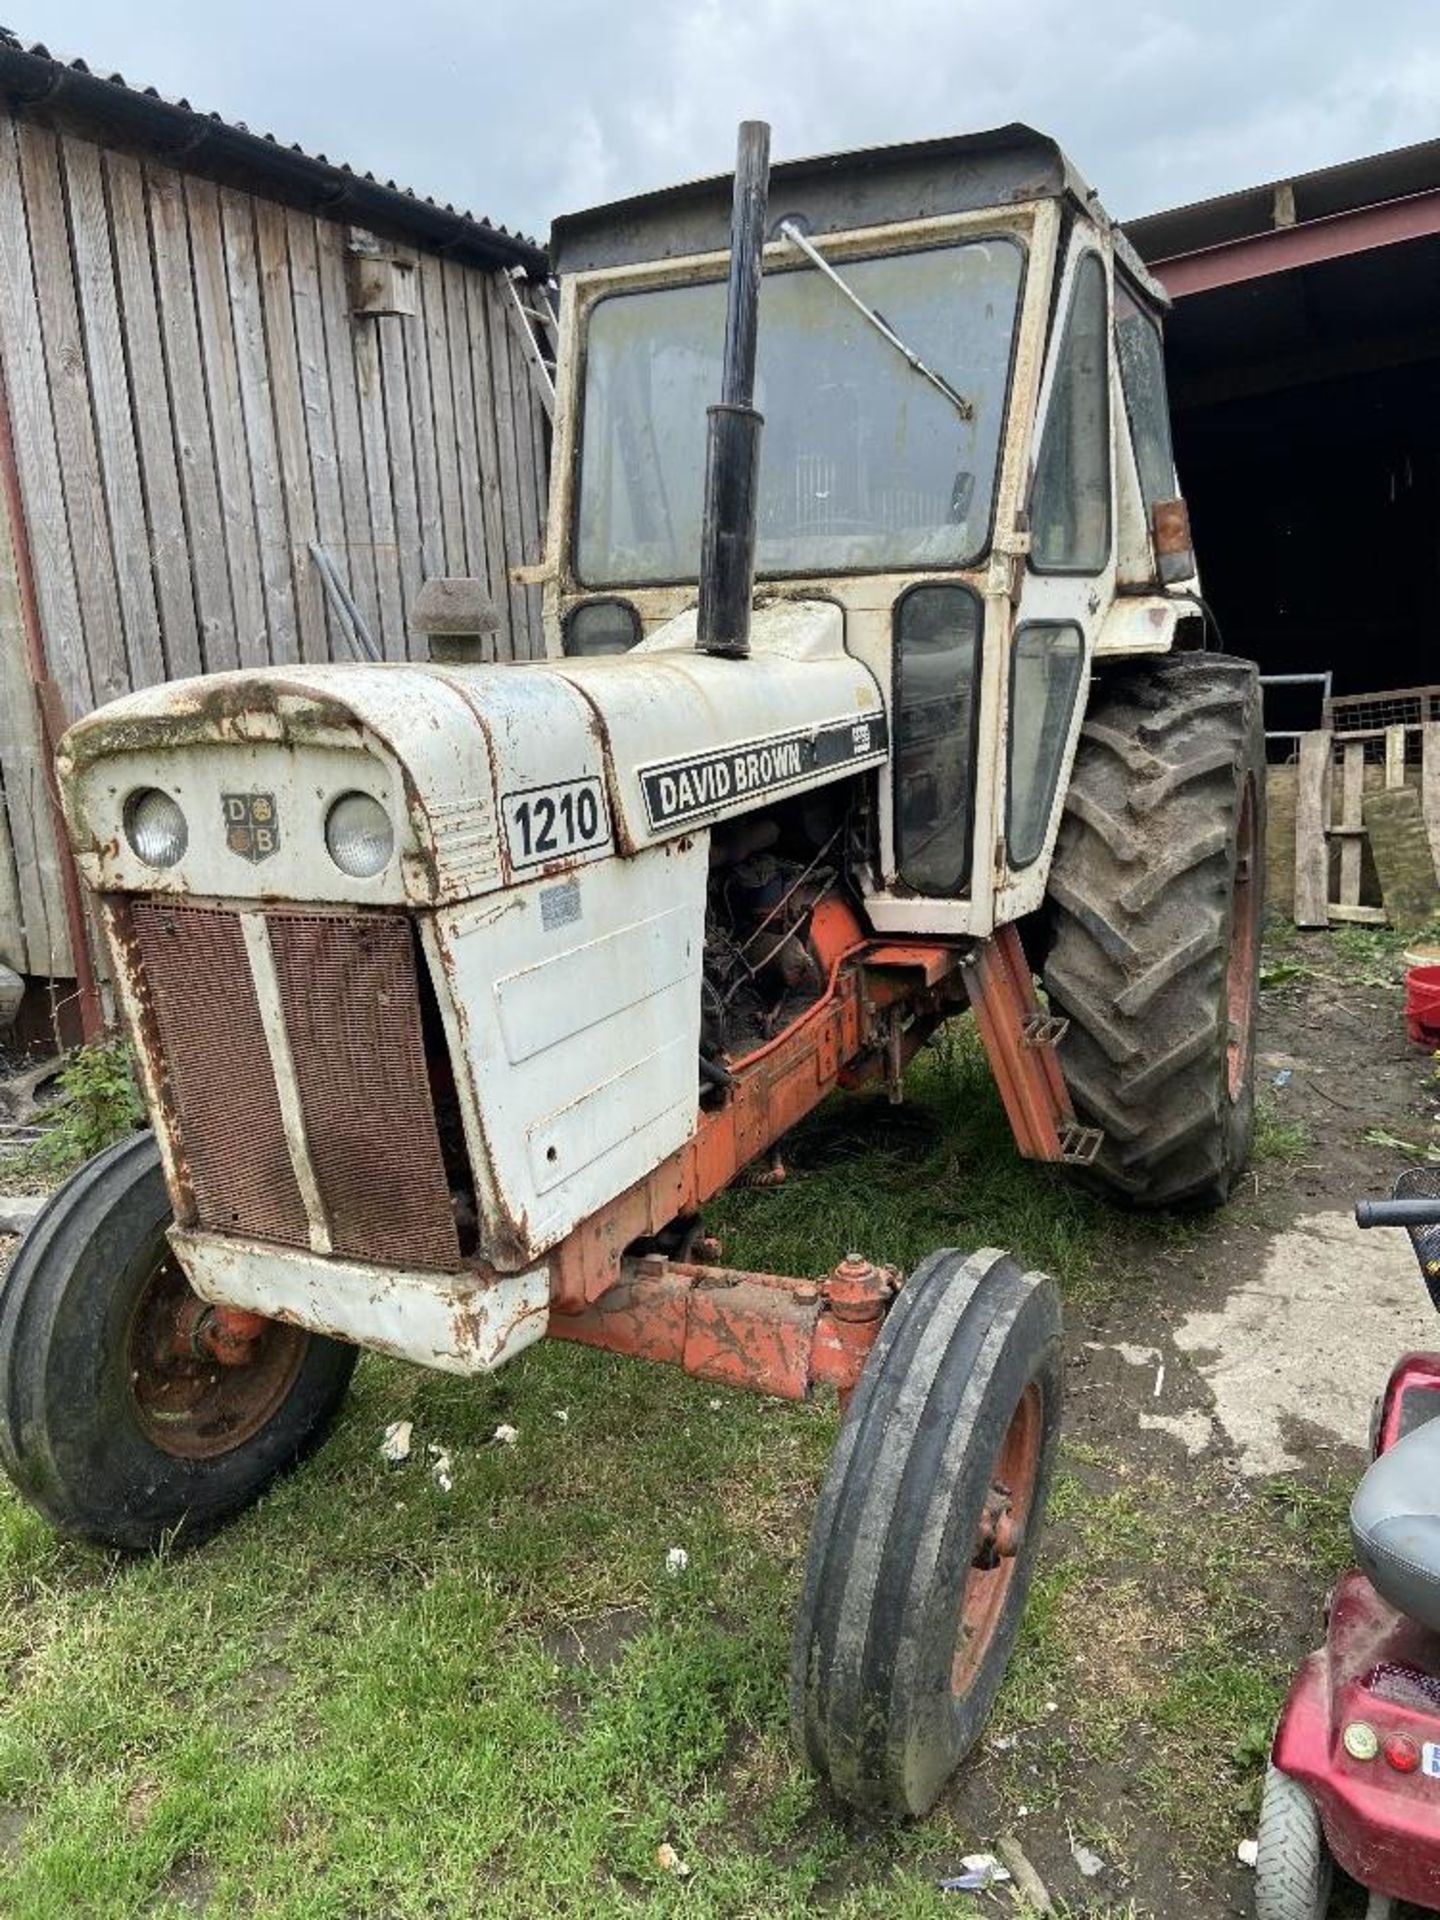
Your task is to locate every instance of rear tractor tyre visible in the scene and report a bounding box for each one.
[1041,652,1264,1209]
[792,1247,1062,1817]
[0,1132,357,1552]
[1254,1764,1333,1920]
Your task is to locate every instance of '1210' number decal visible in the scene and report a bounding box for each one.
[501,777,610,871]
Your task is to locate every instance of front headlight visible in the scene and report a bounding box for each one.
[124,789,187,868]
[325,792,394,878]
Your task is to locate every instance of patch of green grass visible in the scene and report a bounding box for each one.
[0,1020,1342,1916]
[1253,1098,1312,1163]
[1331,920,1438,978]
[1258,958,1313,991]
[711,1023,1177,1310]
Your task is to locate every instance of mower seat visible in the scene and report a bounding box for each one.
[1351,1419,1440,1634]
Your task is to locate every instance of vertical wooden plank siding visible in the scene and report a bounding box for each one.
[105,151,203,680]
[481,275,532,653]
[377,313,423,650]
[255,201,327,663]
[463,271,518,652]
[15,121,130,707]
[1293,731,1330,931]
[146,165,239,672]
[441,260,493,608]
[403,284,446,586]
[350,313,406,657]
[0,116,92,720]
[0,509,70,974]
[185,176,270,668]
[285,209,350,659]
[0,773,23,975]
[312,218,383,647]
[0,109,549,978]
[1422,722,1440,882]
[417,255,464,575]
[1338,741,1365,908]
[61,135,167,693]
[1383,724,1406,792]
[220,188,299,662]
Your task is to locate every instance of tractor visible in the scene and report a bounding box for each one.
[0,121,1262,1817]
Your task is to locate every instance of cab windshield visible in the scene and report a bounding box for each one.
[574,237,1024,587]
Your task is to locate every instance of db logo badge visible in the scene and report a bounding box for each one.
[223,793,280,863]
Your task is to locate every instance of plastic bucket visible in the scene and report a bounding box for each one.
[1406,963,1440,1049]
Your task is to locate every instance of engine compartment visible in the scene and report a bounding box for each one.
[700,782,863,1093]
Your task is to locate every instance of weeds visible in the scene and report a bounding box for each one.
[1253,1099,1311,1163]
[19,1039,144,1177]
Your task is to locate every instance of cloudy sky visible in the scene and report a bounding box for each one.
[16,1,1440,241]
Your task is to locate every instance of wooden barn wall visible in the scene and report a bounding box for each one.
[0,111,549,978]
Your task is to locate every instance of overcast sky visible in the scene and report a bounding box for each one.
[16,2,1440,242]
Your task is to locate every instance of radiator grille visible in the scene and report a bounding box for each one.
[133,901,310,1247]
[132,901,460,1272]
[267,914,460,1271]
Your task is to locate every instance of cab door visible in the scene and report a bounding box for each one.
[992,237,1117,925]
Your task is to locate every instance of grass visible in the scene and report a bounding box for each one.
[1252,1099,1313,1164]
[0,1030,1344,1917]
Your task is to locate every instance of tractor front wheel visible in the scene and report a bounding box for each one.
[792,1247,1062,1817]
[0,1132,357,1551]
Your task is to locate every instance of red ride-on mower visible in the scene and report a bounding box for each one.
[1258,1168,1440,1920]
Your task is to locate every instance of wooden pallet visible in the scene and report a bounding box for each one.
[1294,719,1440,928]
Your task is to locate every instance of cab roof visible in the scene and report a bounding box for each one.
[550,122,1102,274]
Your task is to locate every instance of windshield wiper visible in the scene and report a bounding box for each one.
[778,221,974,422]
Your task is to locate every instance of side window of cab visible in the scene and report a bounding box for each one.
[1029,251,1110,576]
[1113,280,1179,521]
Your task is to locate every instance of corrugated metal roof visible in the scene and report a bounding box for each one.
[0,27,548,277]
[1127,133,1440,265]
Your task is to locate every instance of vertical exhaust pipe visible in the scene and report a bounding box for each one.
[696,120,770,660]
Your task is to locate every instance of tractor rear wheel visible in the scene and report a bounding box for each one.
[1041,652,1263,1209]
[792,1247,1062,1817]
[0,1132,357,1551]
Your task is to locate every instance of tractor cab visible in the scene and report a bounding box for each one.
[544,124,1199,938]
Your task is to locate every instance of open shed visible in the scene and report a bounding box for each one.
[1128,137,1440,733]
[1129,142,1440,924]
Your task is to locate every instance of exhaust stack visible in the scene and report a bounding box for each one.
[696,120,770,660]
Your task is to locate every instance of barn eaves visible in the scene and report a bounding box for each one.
[0,28,549,278]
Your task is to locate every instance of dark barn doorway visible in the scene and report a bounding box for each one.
[1130,144,1440,742]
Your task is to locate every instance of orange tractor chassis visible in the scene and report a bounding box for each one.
[534,907,1098,1401]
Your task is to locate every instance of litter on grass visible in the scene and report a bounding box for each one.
[492,1423,519,1446]
[665,1547,689,1576]
[428,1445,454,1493]
[656,1842,691,1876]
[1070,1838,1105,1878]
[939,1854,1011,1892]
[380,1419,413,1465]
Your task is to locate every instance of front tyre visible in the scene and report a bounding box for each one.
[792,1248,1062,1817]
[0,1133,357,1551]
[1255,1765,1333,1920]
